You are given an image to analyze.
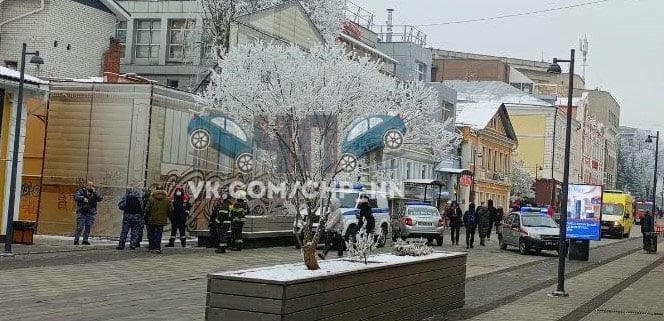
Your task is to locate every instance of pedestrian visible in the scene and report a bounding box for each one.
[74,181,103,245]
[134,186,152,248]
[210,193,232,253]
[486,199,497,240]
[145,186,173,254]
[356,194,375,234]
[229,190,248,251]
[641,210,655,250]
[495,206,505,237]
[447,201,463,245]
[116,186,144,250]
[166,185,191,248]
[319,198,344,260]
[477,201,492,246]
[463,202,478,249]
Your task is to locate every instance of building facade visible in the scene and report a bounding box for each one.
[0,0,129,78]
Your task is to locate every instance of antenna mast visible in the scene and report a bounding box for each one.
[579,35,589,81]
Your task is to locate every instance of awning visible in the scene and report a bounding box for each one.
[403,179,444,186]
[436,167,471,174]
[339,33,399,64]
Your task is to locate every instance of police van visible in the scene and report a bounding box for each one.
[293,185,391,248]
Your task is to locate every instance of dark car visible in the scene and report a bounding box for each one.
[188,115,253,172]
[338,115,406,172]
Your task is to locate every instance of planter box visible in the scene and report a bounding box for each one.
[206,251,466,321]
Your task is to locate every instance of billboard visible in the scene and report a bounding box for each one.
[566,184,602,240]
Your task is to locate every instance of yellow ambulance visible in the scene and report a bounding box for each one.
[600,190,634,238]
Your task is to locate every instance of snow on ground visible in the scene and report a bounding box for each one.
[213,251,466,282]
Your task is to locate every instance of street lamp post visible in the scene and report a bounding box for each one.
[547,49,575,297]
[646,132,659,241]
[2,43,44,256]
[470,149,482,203]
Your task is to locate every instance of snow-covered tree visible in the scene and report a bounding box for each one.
[616,131,662,199]
[345,226,379,264]
[200,42,460,270]
[511,159,535,199]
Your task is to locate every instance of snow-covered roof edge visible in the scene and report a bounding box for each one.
[0,66,48,85]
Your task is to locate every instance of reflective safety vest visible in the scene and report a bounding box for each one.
[230,204,247,223]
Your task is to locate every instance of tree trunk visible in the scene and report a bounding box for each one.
[302,244,320,270]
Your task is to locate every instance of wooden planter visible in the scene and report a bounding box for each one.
[206,252,466,321]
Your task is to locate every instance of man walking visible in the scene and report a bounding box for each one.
[447,201,463,246]
[74,181,103,245]
[463,203,478,249]
[145,186,172,254]
[116,186,144,250]
[477,201,492,246]
[486,199,497,240]
[641,210,655,251]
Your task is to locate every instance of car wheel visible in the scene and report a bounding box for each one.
[518,239,529,255]
[383,129,404,149]
[377,225,388,248]
[339,153,358,172]
[235,153,253,173]
[189,129,211,150]
[436,237,444,246]
[499,236,507,250]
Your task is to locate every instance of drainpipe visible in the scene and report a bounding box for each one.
[0,0,45,29]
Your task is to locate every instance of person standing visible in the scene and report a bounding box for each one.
[145,186,172,254]
[495,207,505,237]
[74,181,103,245]
[356,195,375,234]
[477,201,492,246]
[319,198,344,259]
[116,186,144,250]
[447,201,463,245]
[166,185,191,248]
[463,202,478,249]
[229,190,248,251]
[210,194,232,253]
[486,199,497,240]
[641,210,654,250]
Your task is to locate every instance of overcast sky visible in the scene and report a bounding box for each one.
[354,0,663,130]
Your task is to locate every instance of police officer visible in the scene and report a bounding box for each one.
[210,193,232,253]
[229,190,248,251]
[74,181,103,245]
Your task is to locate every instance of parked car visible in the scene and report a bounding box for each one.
[391,201,444,246]
[187,115,253,172]
[498,207,560,255]
[293,185,391,248]
[338,115,406,172]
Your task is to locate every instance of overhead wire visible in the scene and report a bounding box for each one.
[413,0,614,27]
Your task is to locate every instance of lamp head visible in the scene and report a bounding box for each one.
[547,58,562,74]
[646,135,653,143]
[29,51,44,65]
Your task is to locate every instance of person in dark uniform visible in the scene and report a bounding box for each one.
[74,181,103,245]
[117,186,144,250]
[210,193,232,253]
[229,190,248,251]
[356,195,375,234]
[166,185,191,248]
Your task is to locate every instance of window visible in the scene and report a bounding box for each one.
[166,79,179,88]
[4,61,17,70]
[224,120,247,141]
[494,150,497,171]
[168,19,195,62]
[415,62,426,81]
[135,19,161,59]
[368,117,383,128]
[390,159,396,179]
[441,102,453,121]
[421,165,426,179]
[487,148,492,169]
[406,162,411,179]
[482,146,486,168]
[115,21,127,58]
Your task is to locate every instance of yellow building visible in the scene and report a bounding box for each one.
[0,66,49,238]
[456,102,518,210]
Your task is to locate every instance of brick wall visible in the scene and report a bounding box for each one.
[432,59,510,82]
[0,0,117,78]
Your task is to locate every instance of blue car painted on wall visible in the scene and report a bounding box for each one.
[188,115,254,172]
[339,115,407,172]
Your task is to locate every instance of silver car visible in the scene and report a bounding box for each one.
[391,202,444,246]
[498,209,560,255]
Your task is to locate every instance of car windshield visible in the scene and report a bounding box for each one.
[602,203,624,216]
[225,119,248,141]
[346,119,369,141]
[521,215,558,228]
[408,207,439,216]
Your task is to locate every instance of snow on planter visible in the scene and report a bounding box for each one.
[206,251,467,321]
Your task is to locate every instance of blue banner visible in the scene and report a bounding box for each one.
[566,184,603,241]
[566,219,601,240]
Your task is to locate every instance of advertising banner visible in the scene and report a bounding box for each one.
[566,184,602,240]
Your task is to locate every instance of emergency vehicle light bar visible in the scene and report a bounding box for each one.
[520,207,548,213]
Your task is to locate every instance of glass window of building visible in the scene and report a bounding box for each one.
[168,19,196,62]
[116,21,127,58]
[135,20,161,59]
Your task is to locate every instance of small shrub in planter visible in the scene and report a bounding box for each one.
[345,226,380,264]
[393,238,434,256]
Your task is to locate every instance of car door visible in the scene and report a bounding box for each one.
[510,215,522,246]
[501,214,514,244]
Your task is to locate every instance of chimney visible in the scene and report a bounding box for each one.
[103,37,122,83]
[386,9,394,42]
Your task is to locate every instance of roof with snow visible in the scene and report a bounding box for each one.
[455,100,518,142]
[0,66,48,85]
[444,80,553,108]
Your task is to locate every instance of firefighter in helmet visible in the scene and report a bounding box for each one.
[229,189,248,251]
[210,193,232,253]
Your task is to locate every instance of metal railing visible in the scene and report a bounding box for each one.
[374,24,427,47]
[344,0,375,29]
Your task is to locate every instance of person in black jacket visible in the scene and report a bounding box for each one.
[463,202,479,249]
[486,199,497,240]
[356,195,375,234]
[447,201,463,245]
[166,185,191,248]
[641,211,655,250]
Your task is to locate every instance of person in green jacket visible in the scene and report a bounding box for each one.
[145,186,173,254]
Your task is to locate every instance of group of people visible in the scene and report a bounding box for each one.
[208,190,248,253]
[444,199,504,249]
[115,185,191,253]
[317,195,375,260]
